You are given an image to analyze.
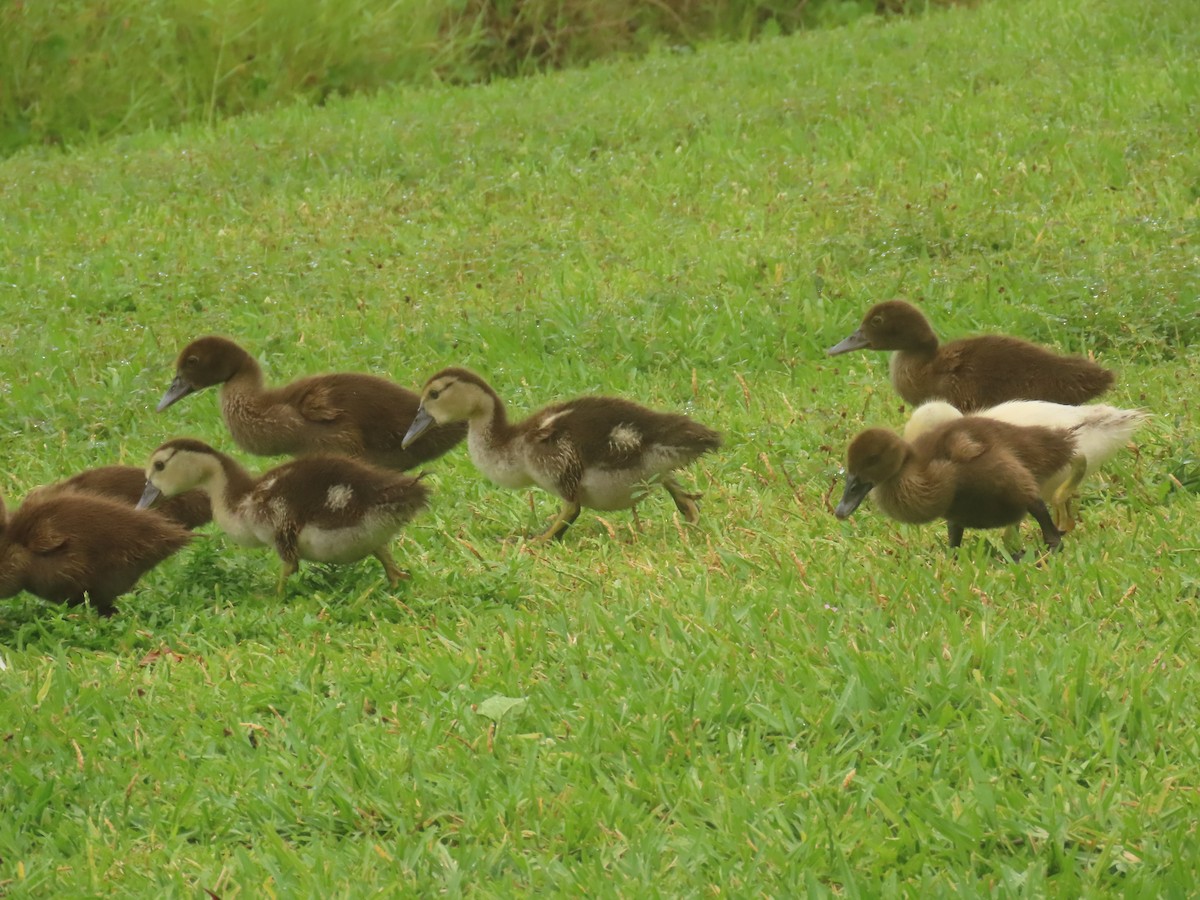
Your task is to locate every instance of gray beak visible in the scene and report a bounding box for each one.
[136,481,162,510]
[156,374,195,412]
[834,473,874,520]
[826,328,871,357]
[402,407,435,449]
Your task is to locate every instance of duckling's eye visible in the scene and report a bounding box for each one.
[428,389,440,400]
[153,461,165,472]
[872,315,884,327]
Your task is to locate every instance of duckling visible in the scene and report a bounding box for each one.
[827,300,1114,410]
[0,491,191,616]
[903,400,1147,531]
[835,417,1076,553]
[401,368,721,542]
[29,465,212,530]
[138,438,429,593]
[156,336,467,470]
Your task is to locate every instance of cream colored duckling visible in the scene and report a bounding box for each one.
[904,400,1146,531]
[836,417,1075,554]
[401,368,721,542]
[138,439,429,593]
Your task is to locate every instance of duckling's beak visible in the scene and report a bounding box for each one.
[834,473,873,519]
[826,329,871,356]
[402,406,435,449]
[136,481,162,511]
[156,374,195,412]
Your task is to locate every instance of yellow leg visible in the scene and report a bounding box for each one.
[276,558,299,597]
[1051,455,1088,532]
[374,547,410,586]
[529,501,582,543]
[664,476,702,524]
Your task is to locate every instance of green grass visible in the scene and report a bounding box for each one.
[1,0,1199,893]
[0,0,930,156]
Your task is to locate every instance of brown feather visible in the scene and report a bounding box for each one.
[411,368,720,539]
[0,492,191,616]
[31,465,211,530]
[144,439,429,585]
[840,417,1076,550]
[159,336,467,469]
[830,300,1114,410]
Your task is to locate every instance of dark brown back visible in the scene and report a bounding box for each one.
[37,465,212,530]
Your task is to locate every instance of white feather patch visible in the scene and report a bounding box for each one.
[608,424,642,452]
[326,484,354,511]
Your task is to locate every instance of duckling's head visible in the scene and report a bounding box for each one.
[138,438,224,509]
[402,368,495,448]
[835,428,910,519]
[827,300,937,356]
[157,336,249,411]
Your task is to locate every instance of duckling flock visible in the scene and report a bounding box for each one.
[0,300,1144,616]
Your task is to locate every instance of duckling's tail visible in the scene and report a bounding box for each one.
[681,423,722,455]
[1065,407,1148,471]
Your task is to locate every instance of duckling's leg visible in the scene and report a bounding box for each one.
[275,559,300,597]
[530,501,582,543]
[1028,500,1063,552]
[664,476,702,524]
[1001,525,1024,560]
[946,522,965,549]
[274,530,301,596]
[373,547,411,586]
[86,591,118,618]
[1051,455,1088,533]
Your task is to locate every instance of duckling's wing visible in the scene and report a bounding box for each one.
[293,381,344,424]
[944,431,987,463]
[23,519,68,555]
[559,398,720,468]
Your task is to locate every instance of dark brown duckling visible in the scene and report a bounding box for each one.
[401,367,721,542]
[138,438,430,593]
[827,300,1114,411]
[156,336,467,470]
[30,465,211,530]
[835,417,1076,552]
[0,491,192,616]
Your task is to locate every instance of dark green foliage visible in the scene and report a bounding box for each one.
[0,0,968,155]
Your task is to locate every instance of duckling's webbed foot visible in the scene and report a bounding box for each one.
[374,548,410,586]
[530,501,582,543]
[1028,500,1063,552]
[664,476,702,524]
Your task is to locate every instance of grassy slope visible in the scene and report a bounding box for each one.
[1,0,1198,894]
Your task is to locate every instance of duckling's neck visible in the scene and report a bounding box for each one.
[871,453,954,524]
[464,391,533,489]
[217,356,290,454]
[890,342,939,406]
[194,454,262,546]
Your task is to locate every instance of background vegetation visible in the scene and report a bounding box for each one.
[1,0,964,155]
[1,0,1198,894]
